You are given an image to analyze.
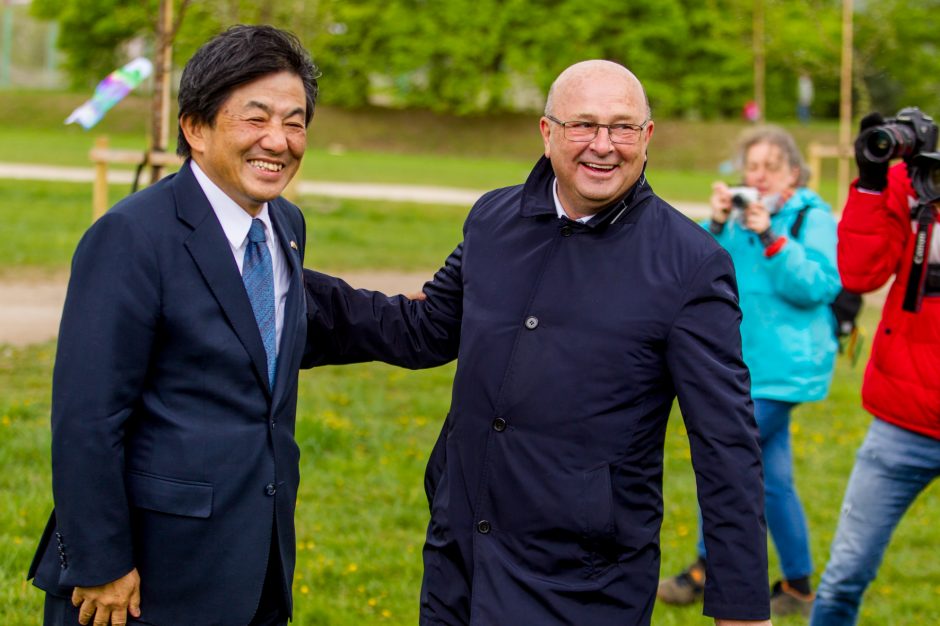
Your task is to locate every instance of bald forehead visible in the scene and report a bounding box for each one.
[557,61,638,89]
[545,60,648,117]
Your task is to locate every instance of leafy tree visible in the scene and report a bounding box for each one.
[33,0,940,120]
[31,0,156,88]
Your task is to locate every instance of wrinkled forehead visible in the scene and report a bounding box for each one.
[745,141,787,166]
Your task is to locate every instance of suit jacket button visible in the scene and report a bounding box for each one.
[524,316,539,330]
[492,418,507,432]
[561,225,574,237]
[265,483,277,496]
[477,520,491,534]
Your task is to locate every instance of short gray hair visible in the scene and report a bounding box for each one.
[735,125,810,187]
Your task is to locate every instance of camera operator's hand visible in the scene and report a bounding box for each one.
[742,200,771,234]
[710,181,733,224]
[854,112,889,191]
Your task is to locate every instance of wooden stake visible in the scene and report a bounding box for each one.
[150,0,173,184]
[93,136,110,221]
[838,0,854,209]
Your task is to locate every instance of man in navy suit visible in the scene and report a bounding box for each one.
[29,25,331,626]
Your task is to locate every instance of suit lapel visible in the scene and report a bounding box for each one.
[269,199,305,403]
[174,162,272,398]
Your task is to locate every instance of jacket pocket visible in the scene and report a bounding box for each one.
[580,463,615,538]
[126,471,213,519]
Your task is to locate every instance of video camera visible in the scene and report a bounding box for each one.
[859,107,940,203]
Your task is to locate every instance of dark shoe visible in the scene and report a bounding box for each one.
[770,579,815,617]
[657,560,706,605]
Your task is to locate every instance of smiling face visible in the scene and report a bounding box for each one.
[181,70,307,216]
[743,141,800,196]
[540,62,654,220]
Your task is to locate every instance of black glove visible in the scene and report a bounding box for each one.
[854,112,889,191]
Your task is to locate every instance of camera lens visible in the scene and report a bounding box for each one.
[911,154,940,204]
[919,162,940,202]
[864,129,896,162]
[863,124,918,163]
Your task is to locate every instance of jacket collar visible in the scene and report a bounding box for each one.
[519,156,654,230]
[174,160,276,399]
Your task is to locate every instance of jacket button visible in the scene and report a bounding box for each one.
[477,520,491,534]
[492,417,507,432]
[265,483,277,496]
[561,225,574,237]
[524,316,539,330]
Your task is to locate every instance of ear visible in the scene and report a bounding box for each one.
[539,117,553,158]
[180,115,207,156]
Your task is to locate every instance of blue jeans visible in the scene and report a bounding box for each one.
[697,398,812,579]
[810,419,940,626]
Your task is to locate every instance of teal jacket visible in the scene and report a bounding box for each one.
[704,187,841,402]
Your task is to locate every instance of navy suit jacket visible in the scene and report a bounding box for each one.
[29,161,314,625]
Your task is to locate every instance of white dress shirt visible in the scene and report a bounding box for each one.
[190,161,290,356]
[552,178,593,223]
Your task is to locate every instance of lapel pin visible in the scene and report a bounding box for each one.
[290,240,298,250]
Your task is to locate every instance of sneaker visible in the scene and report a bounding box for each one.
[770,580,815,617]
[657,560,706,605]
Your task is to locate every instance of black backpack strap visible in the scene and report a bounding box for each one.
[790,206,810,239]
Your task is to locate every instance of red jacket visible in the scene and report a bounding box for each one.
[838,163,940,440]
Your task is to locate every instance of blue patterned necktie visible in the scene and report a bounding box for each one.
[243,218,277,389]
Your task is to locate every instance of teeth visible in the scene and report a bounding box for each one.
[584,163,615,171]
[249,160,284,172]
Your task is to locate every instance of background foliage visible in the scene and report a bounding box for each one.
[28,0,940,119]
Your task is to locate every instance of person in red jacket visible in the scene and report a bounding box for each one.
[810,113,940,626]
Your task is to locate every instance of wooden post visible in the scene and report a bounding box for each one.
[0,0,13,88]
[838,0,854,209]
[753,0,765,123]
[150,0,174,184]
[92,136,110,221]
[808,142,822,192]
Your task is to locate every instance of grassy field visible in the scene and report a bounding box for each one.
[3,309,939,624]
[2,90,935,624]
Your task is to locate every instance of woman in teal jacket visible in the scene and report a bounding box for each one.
[659,126,842,618]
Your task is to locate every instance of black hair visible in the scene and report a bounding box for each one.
[176,24,319,157]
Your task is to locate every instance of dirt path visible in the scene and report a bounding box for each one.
[0,270,434,347]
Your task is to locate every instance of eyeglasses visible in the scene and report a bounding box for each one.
[545,115,650,145]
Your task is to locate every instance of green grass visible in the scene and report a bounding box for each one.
[0,179,466,277]
[3,308,939,624]
[1,90,928,623]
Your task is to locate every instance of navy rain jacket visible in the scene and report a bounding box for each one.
[305,156,770,624]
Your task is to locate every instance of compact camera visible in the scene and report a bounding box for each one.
[728,186,760,209]
[859,107,938,163]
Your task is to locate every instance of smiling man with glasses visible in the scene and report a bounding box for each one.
[302,60,771,626]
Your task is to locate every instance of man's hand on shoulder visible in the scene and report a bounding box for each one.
[715,620,772,626]
[72,567,141,626]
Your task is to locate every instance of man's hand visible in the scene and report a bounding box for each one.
[72,568,141,626]
[715,620,772,626]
